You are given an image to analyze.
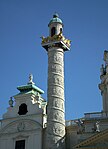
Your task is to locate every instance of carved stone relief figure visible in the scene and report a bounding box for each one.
[48,110,64,122]
[53,124,65,136]
[17,122,25,132]
[55,99,60,108]
[49,55,63,65]
[47,124,64,136]
[49,64,63,75]
[54,99,64,110]
[49,51,63,59]
[48,75,64,87]
[53,76,63,86]
[48,98,64,110]
[53,87,64,97]
[54,55,63,65]
[53,111,64,121]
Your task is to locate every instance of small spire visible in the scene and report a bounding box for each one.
[28,74,35,85]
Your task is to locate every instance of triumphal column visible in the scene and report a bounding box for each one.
[41,13,71,149]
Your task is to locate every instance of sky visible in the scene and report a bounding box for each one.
[0,0,108,120]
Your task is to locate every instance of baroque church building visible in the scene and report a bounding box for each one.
[0,14,108,149]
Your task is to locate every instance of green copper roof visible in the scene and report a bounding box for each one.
[48,13,63,26]
[14,74,44,97]
[17,83,44,95]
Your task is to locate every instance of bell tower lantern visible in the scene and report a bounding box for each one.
[41,13,71,52]
[48,13,63,37]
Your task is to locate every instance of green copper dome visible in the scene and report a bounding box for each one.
[48,13,63,26]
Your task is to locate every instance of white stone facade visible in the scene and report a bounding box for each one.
[0,80,47,149]
[0,119,42,149]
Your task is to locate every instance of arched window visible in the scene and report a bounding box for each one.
[18,103,28,115]
[51,27,56,37]
[60,28,63,33]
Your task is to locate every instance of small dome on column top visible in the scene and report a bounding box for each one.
[48,13,63,26]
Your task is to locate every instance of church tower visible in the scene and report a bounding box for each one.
[41,14,71,149]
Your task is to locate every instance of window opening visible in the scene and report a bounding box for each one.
[18,103,28,115]
[15,140,25,149]
[60,28,63,33]
[51,27,56,37]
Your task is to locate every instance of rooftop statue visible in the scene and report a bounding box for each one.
[28,74,35,84]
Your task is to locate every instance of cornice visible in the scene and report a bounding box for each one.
[74,128,108,148]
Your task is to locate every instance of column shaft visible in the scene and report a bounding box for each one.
[46,47,65,149]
